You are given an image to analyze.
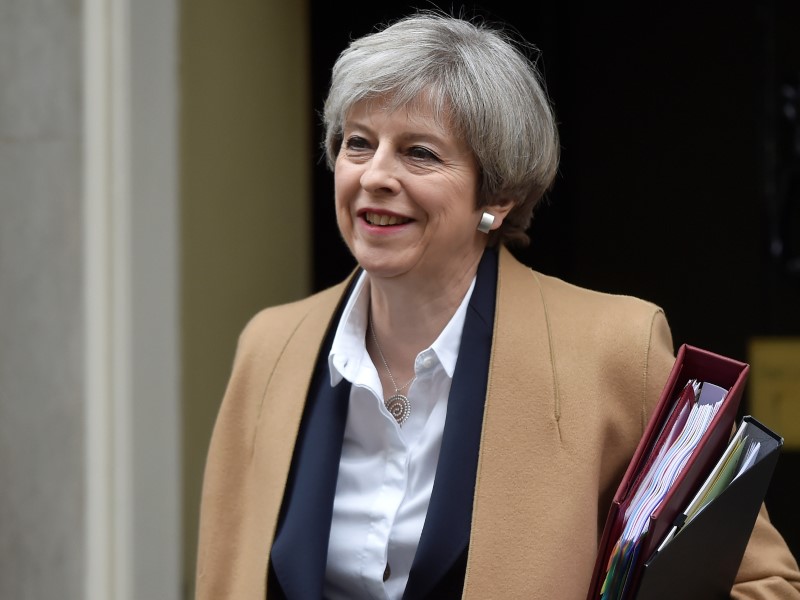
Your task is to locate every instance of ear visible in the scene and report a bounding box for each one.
[480,199,514,231]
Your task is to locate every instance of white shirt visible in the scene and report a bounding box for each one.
[324,271,475,600]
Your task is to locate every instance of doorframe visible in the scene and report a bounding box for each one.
[83,0,181,598]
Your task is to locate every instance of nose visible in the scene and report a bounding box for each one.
[360,147,400,195]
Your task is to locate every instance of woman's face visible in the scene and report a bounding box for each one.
[335,97,490,284]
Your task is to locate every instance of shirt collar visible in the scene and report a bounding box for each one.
[328,271,370,387]
[328,272,476,386]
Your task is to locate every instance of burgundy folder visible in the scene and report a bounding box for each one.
[586,344,751,599]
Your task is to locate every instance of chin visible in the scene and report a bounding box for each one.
[357,260,406,280]
[353,252,413,280]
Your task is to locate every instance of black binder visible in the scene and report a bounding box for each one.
[634,416,783,599]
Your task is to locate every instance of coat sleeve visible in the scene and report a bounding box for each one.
[645,311,800,598]
[731,505,800,597]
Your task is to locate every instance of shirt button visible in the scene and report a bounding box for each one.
[383,563,391,581]
[421,355,435,369]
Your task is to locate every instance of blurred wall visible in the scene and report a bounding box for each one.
[0,0,311,597]
[180,0,312,596]
[0,2,84,598]
[2,0,183,596]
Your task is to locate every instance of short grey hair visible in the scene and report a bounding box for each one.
[323,12,560,246]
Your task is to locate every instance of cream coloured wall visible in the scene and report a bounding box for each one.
[180,1,312,596]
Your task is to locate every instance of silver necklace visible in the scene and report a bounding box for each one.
[369,316,414,425]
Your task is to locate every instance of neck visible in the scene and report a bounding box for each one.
[366,251,484,385]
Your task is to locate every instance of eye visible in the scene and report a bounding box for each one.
[343,135,370,151]
[407,145,440,161]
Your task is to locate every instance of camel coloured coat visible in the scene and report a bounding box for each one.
[196,247,800,599]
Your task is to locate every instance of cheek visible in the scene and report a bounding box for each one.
[333,181,357,241]
[334,197,354,250]
[333,176,348,212]
[334,163,360,206]
[333,190,351,230]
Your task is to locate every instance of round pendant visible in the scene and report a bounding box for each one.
[385,393,411,425]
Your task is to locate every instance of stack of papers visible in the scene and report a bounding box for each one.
[599,379,727,600]
[657,420,762,551]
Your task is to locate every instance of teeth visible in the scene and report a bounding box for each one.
[365,212,410,226]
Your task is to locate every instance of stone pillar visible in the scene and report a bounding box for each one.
[0,2,85,598]
[0,1,182,598]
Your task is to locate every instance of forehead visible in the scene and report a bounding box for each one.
[344,93,455,134]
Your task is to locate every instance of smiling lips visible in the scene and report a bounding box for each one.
[363,211,412,226]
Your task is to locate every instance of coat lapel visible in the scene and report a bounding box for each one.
[269,364,351,600]
[461,247,562,598]
[403,249,498,599]
[247,279,355,599]
[267,272,362,600]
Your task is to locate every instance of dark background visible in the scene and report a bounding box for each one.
[308,1,800,557]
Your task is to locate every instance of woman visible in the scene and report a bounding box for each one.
[195,13,800,599]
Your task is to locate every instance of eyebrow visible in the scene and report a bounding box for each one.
[342,120,451,147]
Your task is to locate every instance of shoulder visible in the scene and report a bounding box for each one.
[211,277,353,431]
[534,270,664,334]
[533,271,674,402]
[237,278,351,352]
[224,277,353,385]
[497,247,675,427]
[534,269,673,389]
[499,248,666,342]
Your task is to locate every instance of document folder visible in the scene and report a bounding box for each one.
[634,416,783,599]
[586,344,782,599]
